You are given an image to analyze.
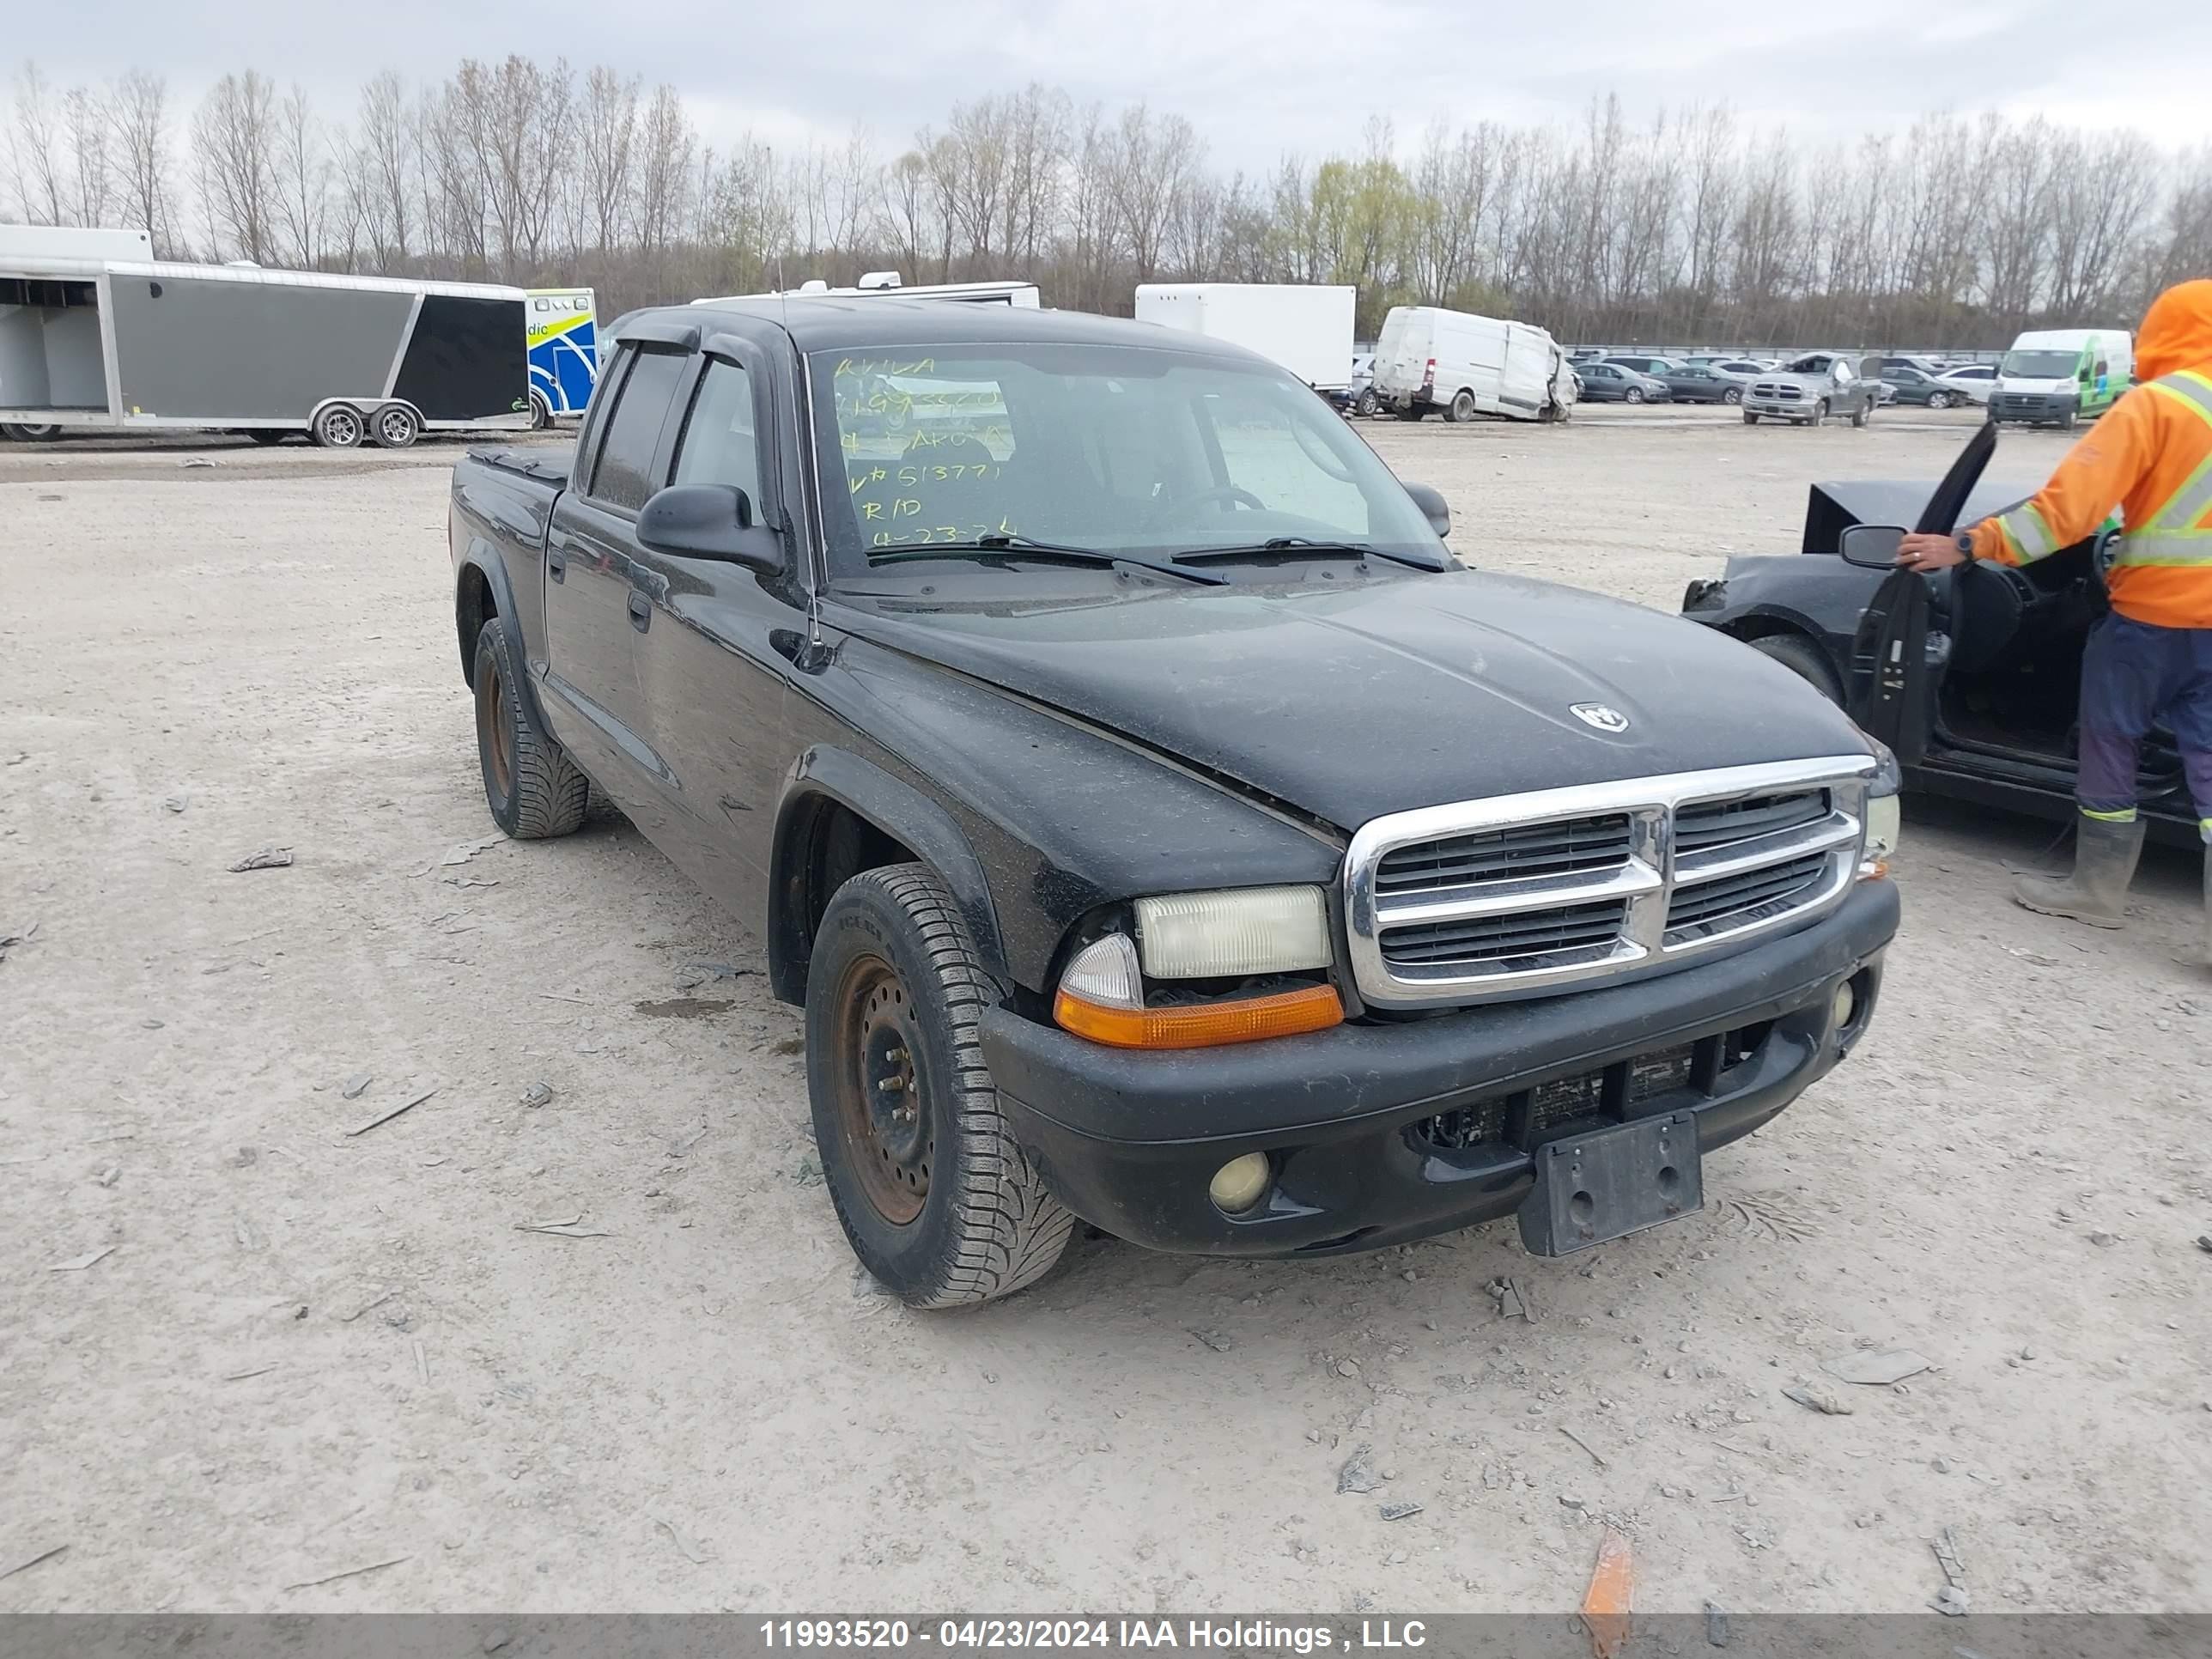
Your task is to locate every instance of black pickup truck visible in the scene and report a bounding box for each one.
[447,297,1902,1306]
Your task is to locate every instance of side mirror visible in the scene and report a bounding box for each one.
[1402,481,1450,539]
[637,483,784,573]
[1838,523,1907,568]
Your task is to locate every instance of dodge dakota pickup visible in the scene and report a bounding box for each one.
[447,297,1902,1306]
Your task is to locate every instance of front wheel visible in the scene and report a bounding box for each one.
[1747,632,1844,705]
[472,616,589,838]
[1810,400,1830,428]
[1624,386,1645,404]
[2059,408,2078,430]
[312,403,364,449]
[808,865,1074,1308]
[1742,410,1759,424]
[1927,390,1951,410]
[1723,386,1742,405]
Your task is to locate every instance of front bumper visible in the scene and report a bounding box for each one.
[1990,393,2079,423]
[982,881,1899,1257]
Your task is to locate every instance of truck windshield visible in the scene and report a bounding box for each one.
[2002,350,2082,378]
[807,342,1445,577]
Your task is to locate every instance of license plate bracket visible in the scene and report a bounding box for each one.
[1517,1110,1703,1256]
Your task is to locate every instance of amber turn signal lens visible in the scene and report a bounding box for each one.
[1053,982,1345,1049]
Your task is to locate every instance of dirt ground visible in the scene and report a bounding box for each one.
[3,406,2208,1617]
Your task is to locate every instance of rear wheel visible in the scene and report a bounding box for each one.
[471,616,589,839]
[1747,633,1844,705]
[311,403,364,449]
[1,422,62,441]
[1850,401,1870,428]
[372,404,421,448]
[808,864,1073,1307]
[1354,388,1378,418]
[1447,389,1477,422]
[528,391,553,430]
[1395,404,1424,422]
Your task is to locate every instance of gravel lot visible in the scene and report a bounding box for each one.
[3,405,2208,1615]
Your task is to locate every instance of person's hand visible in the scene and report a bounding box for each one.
[1897,532,1967,572]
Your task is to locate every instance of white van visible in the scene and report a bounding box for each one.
[1372,305,1577,423]
[1990,327,2133,428]
[1133,283,1357,392]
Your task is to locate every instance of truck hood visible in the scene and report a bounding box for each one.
[831,569,1872,832]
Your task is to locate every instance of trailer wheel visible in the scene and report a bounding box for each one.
[1,422,62,442]
[312,404,364,449]
[372,404,421,449]
[1447,389,1478,422]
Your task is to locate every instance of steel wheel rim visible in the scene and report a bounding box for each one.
[477,655,513,800]
[831,954,931,1226]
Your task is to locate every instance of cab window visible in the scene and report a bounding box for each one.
[671,359,763,507]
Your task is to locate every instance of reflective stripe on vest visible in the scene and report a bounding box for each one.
[1995,500,2060,562]
[2111,373,2212,568]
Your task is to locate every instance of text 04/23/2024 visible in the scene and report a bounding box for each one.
[757,1621,1427,1652]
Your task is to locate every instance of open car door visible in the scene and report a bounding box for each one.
[1847,422,1997,763]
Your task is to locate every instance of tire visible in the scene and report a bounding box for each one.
[528,391,553,431]
[1354,388,1378,418]
[2,422,62,441]
[372,404,421,449]
[1927,391,1951,410]
[807,864,1074,1308]
[471,616,589,839]
[1395,404,1424,422]
[1723,386,1742,405]
[1446,389,1476,422]
[1747,633,1845,706]
[1742,410,1759,424]
[2059,408,2077,430]
[1850,401,1869,428]
[311,403,364,449]
[1624,386,1645,404]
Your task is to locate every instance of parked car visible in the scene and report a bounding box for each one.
[1601,354,1680,377]
[1576,362,1671,404]
[1372,305,1577,422]
[1741,353,1883,427]
[1710,358,1774,377]
[447,297,1899,1304]
[1659,363,1751,404]
[1936,363,1996,406]
[1879,365,1968,409]
[1328,352,1378,417]
[1683,422,2196,844]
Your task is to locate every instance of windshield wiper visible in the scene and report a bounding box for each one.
[1173,537,1439,570]
[867,532,1227,586]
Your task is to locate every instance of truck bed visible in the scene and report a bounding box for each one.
[465,446,572,489]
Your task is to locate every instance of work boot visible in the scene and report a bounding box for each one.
[2011,812,2146,928]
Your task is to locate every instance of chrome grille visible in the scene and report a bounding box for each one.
[1752,380,1803,401]
[1344,757,1875,1008]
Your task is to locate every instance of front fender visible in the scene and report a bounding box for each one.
[1688,553,1888,659]
[769,746,1007,1002]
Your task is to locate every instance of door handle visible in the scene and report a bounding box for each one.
[628,590,651,632]
[547,547,566,582]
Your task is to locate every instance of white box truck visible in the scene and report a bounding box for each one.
[0,224,529,447]
[1133,283,1357,392]
[1372,305,1577,423]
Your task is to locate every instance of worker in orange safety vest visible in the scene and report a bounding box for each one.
[1899,279,2212,957]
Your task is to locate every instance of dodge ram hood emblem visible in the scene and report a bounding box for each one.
[1571,702,1631,733]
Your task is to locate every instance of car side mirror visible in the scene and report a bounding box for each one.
[637,483,785,574]
[1402,481,1450,539]
[1838,524,1907,568]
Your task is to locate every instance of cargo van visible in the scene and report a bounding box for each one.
[1990,327,2132,429]
[1372,305,1577,423]
[1133,283,1357,392]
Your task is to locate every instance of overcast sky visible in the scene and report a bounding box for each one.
[17,0,2212,167]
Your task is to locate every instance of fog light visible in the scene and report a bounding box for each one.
[1208,1152,1272,1215]
[1831,979,1856,1032]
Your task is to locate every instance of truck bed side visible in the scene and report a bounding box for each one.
[448,446,568,702]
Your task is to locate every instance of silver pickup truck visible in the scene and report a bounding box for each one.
[1742,353,1883,428]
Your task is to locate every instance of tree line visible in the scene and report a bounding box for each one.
[6,58,2209,349]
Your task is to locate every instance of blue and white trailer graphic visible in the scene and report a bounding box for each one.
[526,288,598,425]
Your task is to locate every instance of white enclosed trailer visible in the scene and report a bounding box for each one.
[0,225,531,447]
[1133,283,1358,392]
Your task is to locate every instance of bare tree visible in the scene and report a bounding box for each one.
[574,66,639,258]
[192,70,280,262]
[106,70,175,251]
[8,61,68,223]
[270,82,331,269]
[632,84,695,294]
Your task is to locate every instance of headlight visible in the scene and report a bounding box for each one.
[1861,742,1901,878]
[1133,884,1332,979]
